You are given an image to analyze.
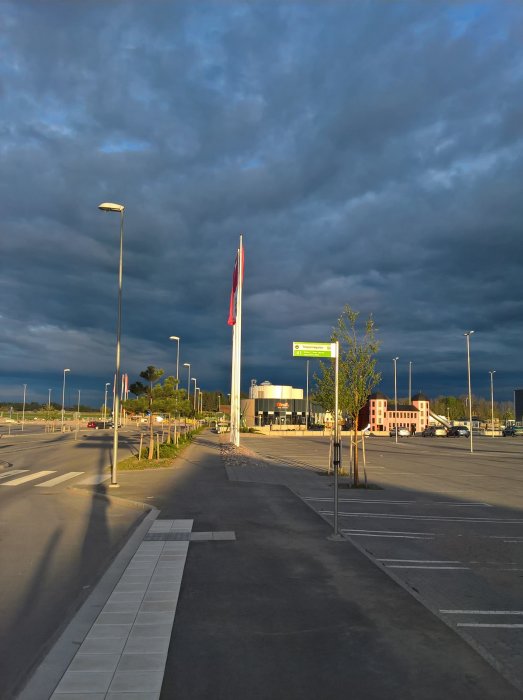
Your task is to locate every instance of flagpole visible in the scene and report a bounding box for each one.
[230,317,237,445]
[235,234,243,447]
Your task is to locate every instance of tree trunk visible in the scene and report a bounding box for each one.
[148,397,154,459]
[353,415,359,486]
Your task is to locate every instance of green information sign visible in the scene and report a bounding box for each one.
[292,341,337,358]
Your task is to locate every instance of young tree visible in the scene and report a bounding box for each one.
[315,305,381,485]
[129,366,164,460]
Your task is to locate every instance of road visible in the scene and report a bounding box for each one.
[0,427,145,699]
[239,433,523,692]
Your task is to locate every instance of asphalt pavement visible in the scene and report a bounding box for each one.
[21,430,523,699]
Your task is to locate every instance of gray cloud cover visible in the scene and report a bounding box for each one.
[1,1,522,406]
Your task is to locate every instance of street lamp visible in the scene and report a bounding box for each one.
[169,336,180,385]
[191,378,197,410]
[183,363,191,400]
[489,370,496,438]
[61,369,70,432]
[98,201,125,487]
[104,382,111,426]
[195,387,200,413]
[393,357,399,443]
[408,361,412,404]
[22,384,27,431]
[464,331,474,453]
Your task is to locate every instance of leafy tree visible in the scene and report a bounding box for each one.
[314,305,381,485]
[129,366,164,460]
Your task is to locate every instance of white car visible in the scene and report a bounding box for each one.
[390,427,410,437]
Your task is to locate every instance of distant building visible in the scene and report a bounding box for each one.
[241,380,307,427]
[359,392,430,433]
[515,389,523,423]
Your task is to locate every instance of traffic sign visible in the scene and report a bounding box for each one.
[292,342,337,358]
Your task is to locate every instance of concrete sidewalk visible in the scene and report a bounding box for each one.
[23,432,522,699]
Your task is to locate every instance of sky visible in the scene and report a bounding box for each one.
[1,0,523,408]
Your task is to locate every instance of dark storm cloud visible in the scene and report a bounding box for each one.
[1,1,523,406]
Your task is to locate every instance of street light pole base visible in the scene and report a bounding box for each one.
[328,533,345,542]
[108,483,120,489]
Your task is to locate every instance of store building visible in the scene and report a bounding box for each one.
[359,392,430,433]
[242,380,308,427]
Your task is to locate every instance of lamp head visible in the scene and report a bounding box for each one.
[98,202,124,213]
[64,368,70,373]
[464,330,475,336]
[169,336,179,341]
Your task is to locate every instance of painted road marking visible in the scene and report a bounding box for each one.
[379,559,461,563]
[35,472,84,487]
[306,497,490,507]
[385,565,470,570]
[342,531,434,540]
[0,470,55,486]
[457,623,523,629]
[319,510,523,524]
[0,470,29,480]
[343,528,437,537]
[441,610,523,615]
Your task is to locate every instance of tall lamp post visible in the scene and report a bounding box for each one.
[48,388,52,420]
[104,382,110,425]
[22,384,27,431]
[191,378,197,410]
[489,370,496,438]
[99,201,125,487]
[408,361,412,404]
[183,363,191,401]
[464,331,474,453]
[61,369,70,432]
[393,357,399,443]
[169,336,180,385]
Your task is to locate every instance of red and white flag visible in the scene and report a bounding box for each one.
[227,246,244,326]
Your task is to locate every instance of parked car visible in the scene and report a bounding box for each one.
[390,427,410,437]
[502,425,523,437]
[87,421,97,428]
[447,426,470,437]
[423,425,447,436]
[308,424,325,431]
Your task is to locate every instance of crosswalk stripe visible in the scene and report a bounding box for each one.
[77,474,110,485]
[1,470,56,486]
[35,472,84,487]
[0,470,29,481]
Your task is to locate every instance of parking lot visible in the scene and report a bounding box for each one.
[234,433,523,692]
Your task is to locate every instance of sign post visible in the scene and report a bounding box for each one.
[293,341,341,538]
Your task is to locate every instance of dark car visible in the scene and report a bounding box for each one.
[422,426,436,437]
[308,424,325,431]
[447,426,470,437]
[502,425,523,437]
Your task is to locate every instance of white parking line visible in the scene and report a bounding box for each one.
[319,510,523,523]
[35,472,84,487]
[0,470,55,486]
[386,565,470,570]
[306,497,490,507]
[440,610,523,615]
[379,559,460,563]
[457,623,523,629]
[342,531,433,540]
